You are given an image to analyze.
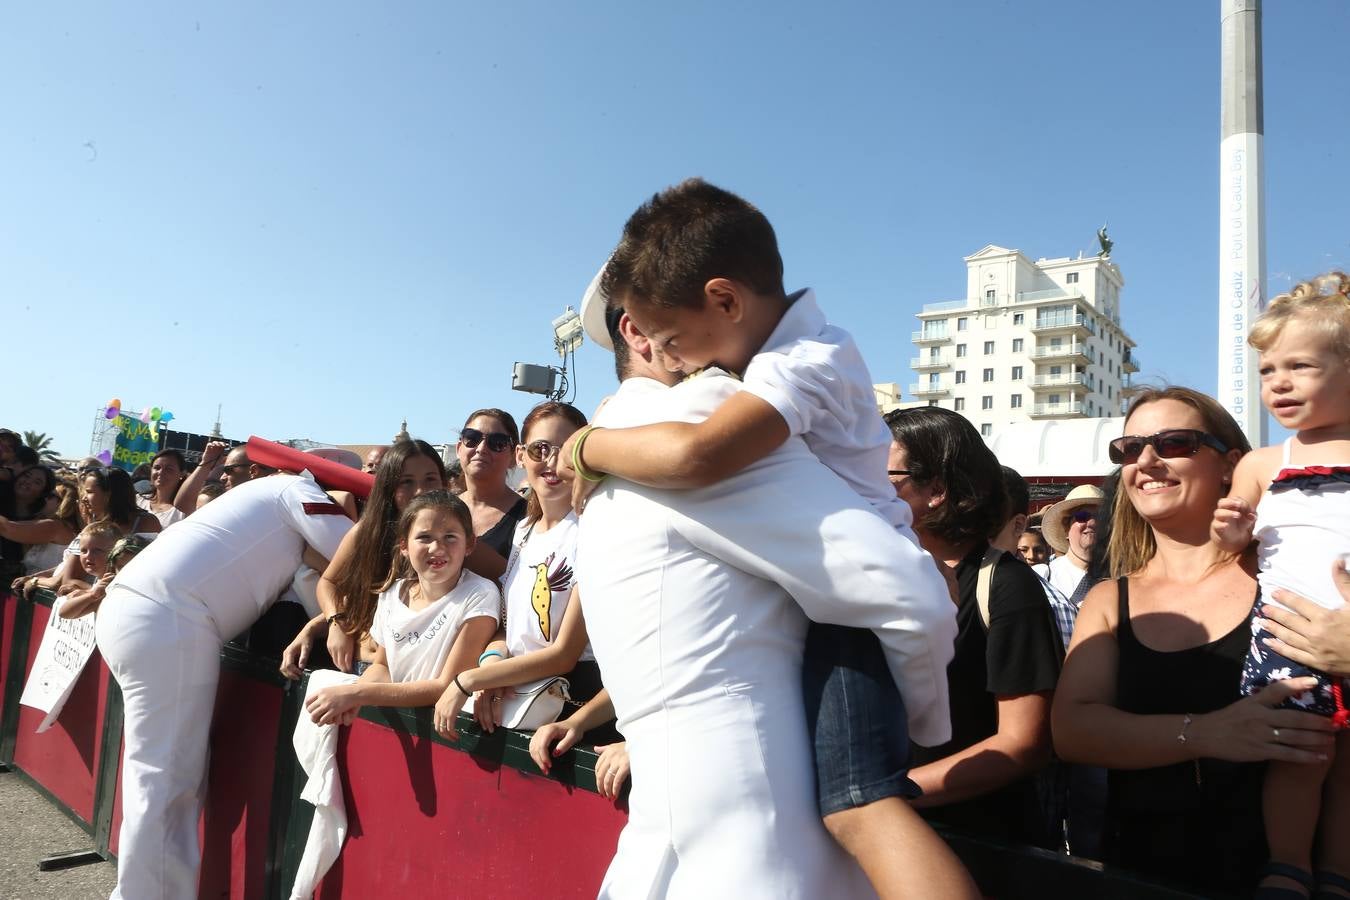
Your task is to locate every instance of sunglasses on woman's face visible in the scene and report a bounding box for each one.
[1107,429,1229,466]
[459,428,513,453]
[524,440,563,462]
[1065,508,1098,526]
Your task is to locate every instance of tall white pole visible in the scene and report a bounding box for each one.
[1219,0,1267,444]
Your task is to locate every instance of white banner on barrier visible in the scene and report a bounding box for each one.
[18,597,100,733]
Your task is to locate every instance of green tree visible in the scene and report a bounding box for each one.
[21,430,62,464]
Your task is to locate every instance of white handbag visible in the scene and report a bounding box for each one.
[464,676,571,732]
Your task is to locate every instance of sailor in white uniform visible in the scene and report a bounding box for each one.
[96,472,353,900]
[576,307,954,898]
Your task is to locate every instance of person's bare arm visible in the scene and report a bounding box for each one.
[910,691,1053,808]
[173,442,227,514]
[316,525,361,672]
[0,516,76,546]
[1052,582,1334,768]
[60,573,113,619]
[560,391,791,490]
[1211,447,1273,552]
[306,616,499,724]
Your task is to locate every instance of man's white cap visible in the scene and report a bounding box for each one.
[580,261,615,353]
[304,447,363,470]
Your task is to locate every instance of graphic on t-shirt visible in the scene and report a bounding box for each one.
[530,552,573,641]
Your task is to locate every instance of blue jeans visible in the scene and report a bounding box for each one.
[802,623,921,816]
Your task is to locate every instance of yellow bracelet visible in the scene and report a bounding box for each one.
[571,426,606,483]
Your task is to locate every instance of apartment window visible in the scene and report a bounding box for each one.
[1013,313,1024,326]
[981,423,993,437]
[957,317,969,331]
[982,368,994,382]
[1012,338,1024,353]
[983,341,995,355]
[984,289,996,305]
[955,370,967,384]
[928,372,940,386]
[956,343,967,358]
[922,321,948,339]
[1050,365,1063,376]
[1066,272,1079,284]
[1011,366,1023,380]
[981,396,994,410]
[1011,394,1023,409]
[1087,401,1094,415]
[1049,393,1062,405]
[954,398,965,411]
[928,346,940,360]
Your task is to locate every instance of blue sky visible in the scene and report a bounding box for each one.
[5,1,1347,458]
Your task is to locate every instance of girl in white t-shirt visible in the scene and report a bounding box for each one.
[437,402,614,740]
[304,491,499,724]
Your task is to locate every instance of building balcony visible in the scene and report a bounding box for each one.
[908,381,952,398]
[1122,349,1139,373]
[1030,313,1095,337]
[910,354,953,370]
[1014,287,1084,306]
[912,330,953,345]
[1030,374,1086,391]
[1030,401,1085,418]
[1031,342,1090,365]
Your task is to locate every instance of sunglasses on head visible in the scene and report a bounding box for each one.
[1107,429,1229,466]
[460,428,513,453]
[524,439,564,462]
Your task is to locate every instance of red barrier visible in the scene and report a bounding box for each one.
[246,436,375,500]
[11,601,110,826]
[316,719,625,897]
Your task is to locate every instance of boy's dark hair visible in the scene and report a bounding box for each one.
[601,178,785,311]
[1001,465,1030,517]
[884,406,1008,545]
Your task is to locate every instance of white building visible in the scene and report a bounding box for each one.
[910,244,1138,437]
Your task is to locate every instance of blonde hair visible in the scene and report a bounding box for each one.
[1248,271,1350,362]
[79,521,120,545]
[1106,386,1252,579]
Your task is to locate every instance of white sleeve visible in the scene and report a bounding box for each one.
[740,349,835,439]
[369,597,387,648]
[668,446,958,747]
[279,479,354,560]
[463,581,501,625]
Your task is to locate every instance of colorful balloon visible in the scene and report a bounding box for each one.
[108,398,121,410]
[105,406,119,419]
[96,450,112,465]
[150,407,162,420]
[159,411,174,423]
[140,407,152,424]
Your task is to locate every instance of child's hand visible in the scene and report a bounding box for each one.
[1211,497,1256,551]
[305,684,360,725]
[528,719,584,775]
[433,682,470,739]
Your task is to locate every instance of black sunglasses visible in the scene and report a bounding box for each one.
[1107,429,1229,465]
[460,428,513,453]
[1066,508,1098,525]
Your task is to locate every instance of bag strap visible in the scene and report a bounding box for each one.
[975,546,1005,631]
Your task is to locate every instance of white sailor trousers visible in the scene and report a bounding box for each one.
[96,584,223,900]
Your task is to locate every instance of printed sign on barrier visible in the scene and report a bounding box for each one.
[18,597,100,732]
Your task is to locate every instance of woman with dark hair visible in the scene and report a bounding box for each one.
[137,449,187,529]
[280,439,445,676]
[0,466,81,573]
[1052,386,1336,896]
[81,467,160,536]
[885,406,1063,846]
[456,408,527,577]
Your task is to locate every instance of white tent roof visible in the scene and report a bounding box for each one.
[983,417,1122,478]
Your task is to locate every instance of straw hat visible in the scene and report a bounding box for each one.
[1040,484,1105,555]
[580,261,618,353]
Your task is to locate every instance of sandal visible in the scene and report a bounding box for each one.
[1315,870,1350,900]
[1256,863,1316,900]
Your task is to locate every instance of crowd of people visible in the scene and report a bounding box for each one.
[3,180,1349,900]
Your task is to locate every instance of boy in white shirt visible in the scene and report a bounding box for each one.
[560,178,960,896]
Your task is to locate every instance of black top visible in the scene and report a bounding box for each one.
[1106,577,1265,896]
[914,543,1063,844]
[476,497,527,562]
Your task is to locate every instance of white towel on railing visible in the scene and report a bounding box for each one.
[289,668,360,900]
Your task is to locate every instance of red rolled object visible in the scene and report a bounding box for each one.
[245,436,375,500]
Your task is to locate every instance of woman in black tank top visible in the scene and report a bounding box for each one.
[1051,388,1336,897]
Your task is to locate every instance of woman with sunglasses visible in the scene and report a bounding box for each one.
[456,408,527,579]
[1053,386,1337,897]
[464,402,613,736]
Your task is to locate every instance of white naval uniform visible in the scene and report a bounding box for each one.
[96,474,352,900]
[578,372,956,899]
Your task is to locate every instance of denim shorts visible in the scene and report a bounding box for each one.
[802,622,921,817]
